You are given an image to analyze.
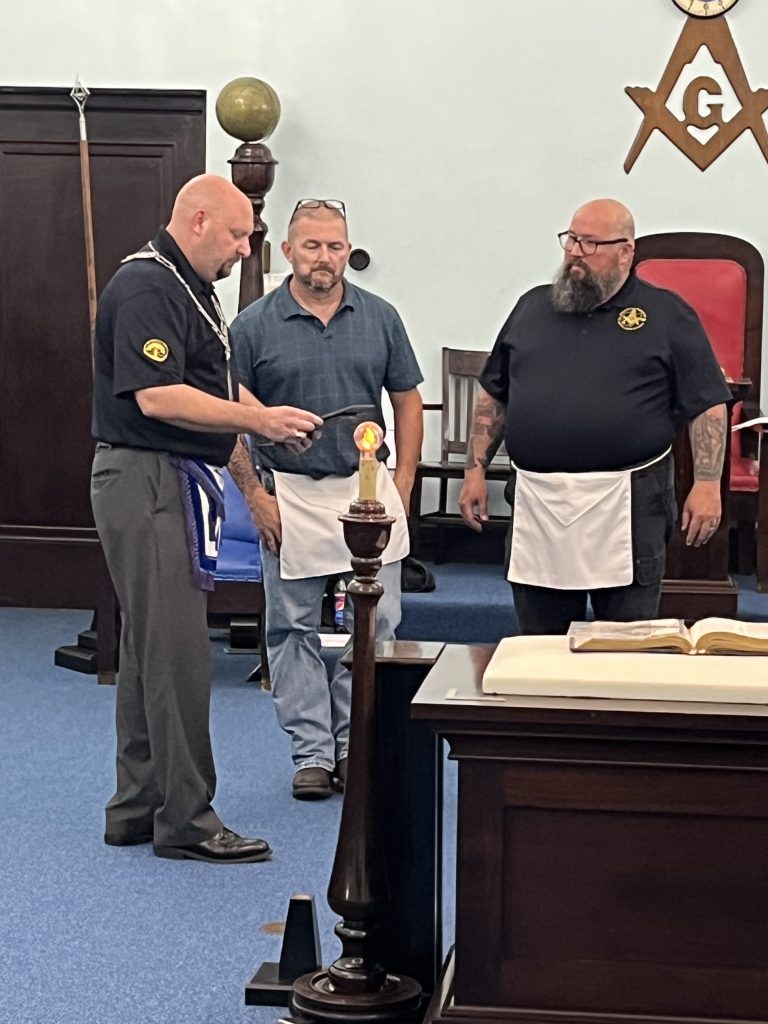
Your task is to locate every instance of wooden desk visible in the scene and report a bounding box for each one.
[412,644,768,1024]
[371,641,446,994]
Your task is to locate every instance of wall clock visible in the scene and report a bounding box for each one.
[671,0,740,17]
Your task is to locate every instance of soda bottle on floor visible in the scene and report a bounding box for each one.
[334,578,347,633]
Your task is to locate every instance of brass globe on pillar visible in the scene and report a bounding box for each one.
[215,76,281,309]
[291,424,423,1023]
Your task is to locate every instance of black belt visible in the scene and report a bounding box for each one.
[95,442,154,453]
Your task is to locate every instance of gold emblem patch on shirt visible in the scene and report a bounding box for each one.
[617,307,647,331]
[143,339,169,362]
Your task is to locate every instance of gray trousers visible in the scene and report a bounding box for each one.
[91,446,222,846]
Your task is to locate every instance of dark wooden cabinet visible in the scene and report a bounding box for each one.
[0,87,206,679]
[413,645,768,1024]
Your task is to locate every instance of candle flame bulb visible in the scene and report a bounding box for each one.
[354,421,384,502]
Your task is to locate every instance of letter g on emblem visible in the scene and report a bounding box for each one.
[143,338,169,362]
[618,308,647,331]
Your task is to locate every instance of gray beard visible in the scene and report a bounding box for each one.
[551,261,622,314]
[299,268,338,294]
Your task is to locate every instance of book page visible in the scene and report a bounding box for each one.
[568,619,688,649]
[690,617,768,646]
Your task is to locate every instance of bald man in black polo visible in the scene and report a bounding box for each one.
[459,198,730,635]
[91,174,321,862]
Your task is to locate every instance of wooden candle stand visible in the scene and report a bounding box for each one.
[291,498,423,1022]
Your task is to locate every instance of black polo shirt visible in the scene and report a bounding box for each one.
[480,271,731,472]
[91,228,237,466]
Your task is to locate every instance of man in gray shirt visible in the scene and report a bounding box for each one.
[230,199,423,799]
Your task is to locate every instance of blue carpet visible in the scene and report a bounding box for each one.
[3,567,766,1023]
[400,565,768,644]
[0,606,457,1024]
[400,562,516,643]
[731,573,768,620]
[0,609,345,1024]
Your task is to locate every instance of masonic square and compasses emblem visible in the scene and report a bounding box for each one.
[624,12,768,172]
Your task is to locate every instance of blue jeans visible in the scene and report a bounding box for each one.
[260,549,402,773]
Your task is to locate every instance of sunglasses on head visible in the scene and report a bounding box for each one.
[290,198,346,222]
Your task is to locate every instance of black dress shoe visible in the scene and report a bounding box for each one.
[153,827,271,863]
[104,827,154,846]
[331,757,347,794]
[292,767,333,800]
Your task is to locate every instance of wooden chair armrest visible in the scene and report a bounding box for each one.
[756,429,768,591]
[736,400,763,460]
[741,396,761,421]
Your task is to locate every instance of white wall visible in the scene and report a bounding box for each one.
[6,0,768,414]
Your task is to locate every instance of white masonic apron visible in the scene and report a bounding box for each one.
[507,448,670,590]
[273,462,410,580]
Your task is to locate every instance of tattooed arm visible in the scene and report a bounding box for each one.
[681,403,727,547]
[458,387,507,532]
[228,436,282,555]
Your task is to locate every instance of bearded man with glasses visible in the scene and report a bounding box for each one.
[459,198,730,635]
[229,199,423,800]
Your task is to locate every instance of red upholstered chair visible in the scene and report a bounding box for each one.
[634,232,767,590]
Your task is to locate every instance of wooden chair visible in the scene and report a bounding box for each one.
[409,347,509,561]
[634,231,768,596]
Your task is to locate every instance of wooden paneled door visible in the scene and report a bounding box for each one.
[0,87,206,682]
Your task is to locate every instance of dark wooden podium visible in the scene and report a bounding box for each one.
[412,644,768,1024]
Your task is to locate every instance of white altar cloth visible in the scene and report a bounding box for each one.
[482,635,768,703]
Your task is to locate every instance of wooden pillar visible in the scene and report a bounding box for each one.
[228,141,277,308]
[215,77,281,685]
[215,76,282,310]
[291,499,422,1022]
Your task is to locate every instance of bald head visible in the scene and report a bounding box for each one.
[571,198,635,243]
[167,174,254,283]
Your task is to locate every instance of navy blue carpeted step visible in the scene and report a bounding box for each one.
[398,566,768,646]
[399,562,517,644]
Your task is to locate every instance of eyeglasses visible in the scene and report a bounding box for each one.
[291,198,346,221]
[558,231,629,256]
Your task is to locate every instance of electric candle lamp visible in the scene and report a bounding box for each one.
[354,421,383,502]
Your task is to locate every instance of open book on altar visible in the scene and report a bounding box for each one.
[567,618,768,656]
[481,635,768,702]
